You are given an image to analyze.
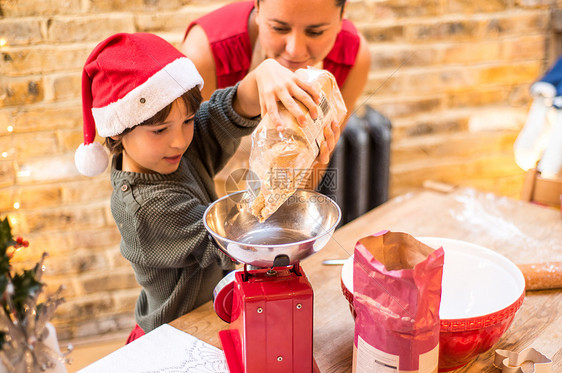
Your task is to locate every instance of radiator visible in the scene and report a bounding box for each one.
[317,105,392,226]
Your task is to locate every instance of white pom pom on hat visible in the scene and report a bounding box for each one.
[75,32,204,176]
[75,142,109,177]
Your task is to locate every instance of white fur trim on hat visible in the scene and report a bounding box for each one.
[92,57,203,138]
[75,142,109,177]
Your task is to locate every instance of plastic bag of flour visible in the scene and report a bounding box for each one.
[353,230,444,373]
[248,67,346,222]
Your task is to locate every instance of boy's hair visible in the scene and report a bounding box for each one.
[104,87,202,155]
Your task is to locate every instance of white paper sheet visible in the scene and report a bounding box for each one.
[79,324,228,373]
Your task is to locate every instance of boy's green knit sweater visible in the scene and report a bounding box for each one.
[110,85,259,332]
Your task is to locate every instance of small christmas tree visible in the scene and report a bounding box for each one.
[0,217,71,372]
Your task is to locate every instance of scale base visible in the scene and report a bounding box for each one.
[217,265,320,373]
[219,330,320,373]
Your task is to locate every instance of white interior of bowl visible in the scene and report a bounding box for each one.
[341,237,525,319]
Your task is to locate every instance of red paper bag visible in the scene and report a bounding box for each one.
[353,230,444,373]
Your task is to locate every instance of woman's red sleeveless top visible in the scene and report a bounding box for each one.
[184,1,360,89]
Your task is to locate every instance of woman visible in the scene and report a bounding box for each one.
[181,0,369,121]
[181,0,370,188]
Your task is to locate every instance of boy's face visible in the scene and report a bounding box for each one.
[117,98,195,174]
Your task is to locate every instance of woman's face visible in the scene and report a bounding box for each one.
[255,0,343,71]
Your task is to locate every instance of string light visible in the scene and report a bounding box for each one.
[3,122,13,160]
[17,166,30,178]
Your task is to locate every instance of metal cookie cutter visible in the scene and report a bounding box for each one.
[494,348,552,373]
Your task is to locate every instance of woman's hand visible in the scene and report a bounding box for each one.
[235,59,322,127]
[254,59,321,127]
[298,118,341,190]
[316,119,341,165]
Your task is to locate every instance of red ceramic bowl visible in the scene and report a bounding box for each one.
[341,237,525,372]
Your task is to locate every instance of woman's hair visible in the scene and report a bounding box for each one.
[104,87,202,155]
[257,0,346,15]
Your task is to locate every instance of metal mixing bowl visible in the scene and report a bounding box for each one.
[204,189,341,267]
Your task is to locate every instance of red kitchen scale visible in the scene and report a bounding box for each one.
[203,190,341,373]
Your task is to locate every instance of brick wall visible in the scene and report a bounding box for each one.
[0,0,559,342]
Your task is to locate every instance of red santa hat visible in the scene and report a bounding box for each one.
[75,32,203,176]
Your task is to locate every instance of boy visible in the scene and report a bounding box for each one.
[74,33,338,341]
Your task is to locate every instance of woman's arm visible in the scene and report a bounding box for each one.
[181,25,217,101]
[339,32,371,129]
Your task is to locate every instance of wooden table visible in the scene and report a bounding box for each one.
[171,187,562,372]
